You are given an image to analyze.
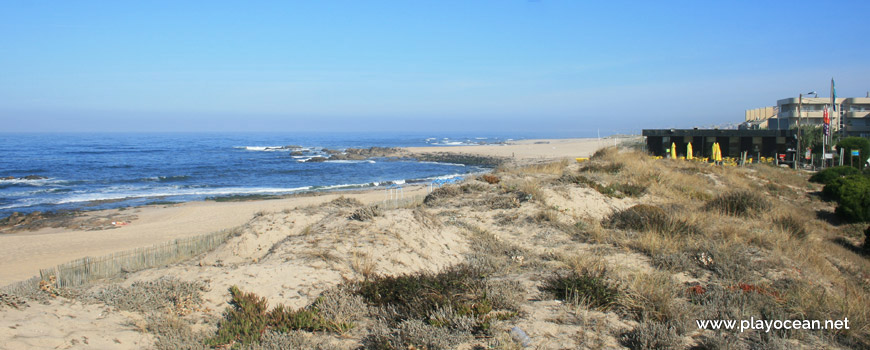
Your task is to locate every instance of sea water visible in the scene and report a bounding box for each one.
[0,132,535,217]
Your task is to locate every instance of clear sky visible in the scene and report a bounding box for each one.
[1,0,868,135]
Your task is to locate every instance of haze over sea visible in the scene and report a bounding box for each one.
[0,132,571,217]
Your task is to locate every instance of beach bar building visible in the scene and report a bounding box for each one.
[642,129,797,159]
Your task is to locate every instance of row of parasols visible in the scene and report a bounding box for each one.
[668,142,723,162]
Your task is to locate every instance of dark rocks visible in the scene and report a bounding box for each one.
[306,157,329,163]
[290,151,303,156]
[326,147,406,161]
[0,175,48,180]
[0,211,44,228]
[415,153,506,167]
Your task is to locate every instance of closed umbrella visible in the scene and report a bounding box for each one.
[687,143,693,160]
[671,142,677,159]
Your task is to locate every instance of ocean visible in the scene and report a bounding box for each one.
[0,132,542,217]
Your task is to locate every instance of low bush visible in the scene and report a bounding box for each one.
[824,175,870,222]
[209,286,269,346]
[208,286,354,346]
[540,271,618,310]
[864,226,870,254]
[704,190,771,217]
[249,331,335,350]
[773,215,809,240]
[581,162,624,174]
[423,186,461,206]
[620,320,681,350]
[605,204,700,236]
[328,196,364,208]
[85,277,206,316]
[480,174,500,184]
[145,313,210,350]
[610,182,647,197]
[364,319,473,350]
[562,174,646,198]
[349,205,382,221]
[352,264,518,333]
[809,166,860,185]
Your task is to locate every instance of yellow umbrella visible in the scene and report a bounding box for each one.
[687,143,693,160]
[671,142,677,159]
[714,143,722,162]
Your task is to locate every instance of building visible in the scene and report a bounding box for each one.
[744,106,777,129]
[642,128,796,159]
[764,96,870,137]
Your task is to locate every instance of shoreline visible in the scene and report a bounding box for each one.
[0,136,626,286]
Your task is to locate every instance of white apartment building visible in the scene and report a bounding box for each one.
[765,97,870,137]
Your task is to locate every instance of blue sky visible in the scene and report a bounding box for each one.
[1,1,868,135]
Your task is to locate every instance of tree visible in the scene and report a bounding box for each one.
[836,137,870,169]
[798,125,841,159]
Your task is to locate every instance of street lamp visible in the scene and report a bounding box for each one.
[795,91,818,170]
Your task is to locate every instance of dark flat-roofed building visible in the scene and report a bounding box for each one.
[642,129,796,158]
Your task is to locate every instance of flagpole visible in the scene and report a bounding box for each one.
[822,106,831,169]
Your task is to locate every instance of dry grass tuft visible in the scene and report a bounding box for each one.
[605,204,700,236]
[704,190,771,217]
[351,251,377,279]
[349,205,382,221]
[512,159,569,176]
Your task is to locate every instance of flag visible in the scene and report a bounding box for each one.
[831,78,836,112]
[824,106,830,137]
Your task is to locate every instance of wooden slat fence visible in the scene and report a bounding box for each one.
[37,228,236,288]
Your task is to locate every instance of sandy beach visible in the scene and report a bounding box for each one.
[407,136,630,161]
[0,137,620,287]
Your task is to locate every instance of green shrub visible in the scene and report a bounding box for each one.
[620,320,681,350]
[209,286,270,346]
[809,166,861,185]
[864,226,870,253]
[540,271,618,310]
[209,286,352,346]
[830,176,870,222]
[704,191,771,217]
[352,264,517,333]
[605,204,700,236]
[837,137,870,169]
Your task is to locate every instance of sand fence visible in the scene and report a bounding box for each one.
[1,227,240,293]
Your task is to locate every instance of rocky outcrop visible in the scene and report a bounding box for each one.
[0,212,44,227]
[326,147,407,160]
[1,175,48,180]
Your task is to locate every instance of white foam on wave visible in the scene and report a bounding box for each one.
[416,161,466,167]
[235,146,300,152]
[0,178,63,186]
[51,186,312,205]
[313,182,376,191]
[324,160,376,164]
[431,141,479,146]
